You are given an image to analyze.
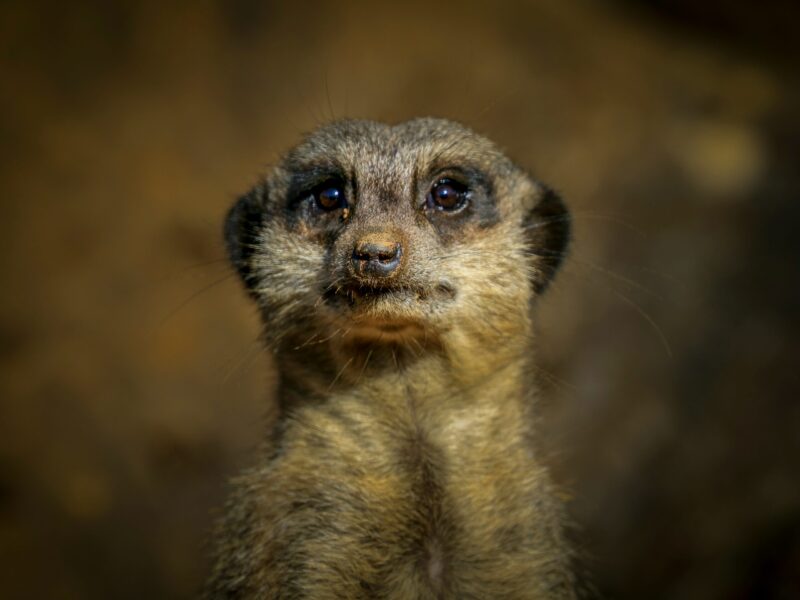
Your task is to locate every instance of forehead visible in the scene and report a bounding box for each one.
[283,119,508,185]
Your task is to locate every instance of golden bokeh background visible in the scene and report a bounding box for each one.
[1,1,798,598]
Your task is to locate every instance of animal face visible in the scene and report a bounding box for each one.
[225,118,569,354]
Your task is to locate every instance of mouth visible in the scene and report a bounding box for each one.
[321,281,455,336]
[322,281,456,345]
[322,280,455,308]
[325,284,421,303]
[322,284,424,322]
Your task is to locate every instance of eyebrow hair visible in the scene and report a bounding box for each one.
[286,164,347,205]
[425,164,494,197]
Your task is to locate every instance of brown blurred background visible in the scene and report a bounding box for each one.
[1,0,798,598]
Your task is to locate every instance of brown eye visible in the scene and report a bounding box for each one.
[428,179,468,211]
[315,185,346,211]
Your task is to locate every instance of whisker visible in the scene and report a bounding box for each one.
[328,357,354,391]
[569,210,649,239]
[293,331,321,351]
[566,257,665,301]
[169,256,230,276]
[529,363,578,398]
[356,348,374,385]
[471,86,521,123]
[157,272,236,329]
[221,335,268,385]
[611,289,673,359]
[323,70,336,122]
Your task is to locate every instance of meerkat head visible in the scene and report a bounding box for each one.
[225,118,569,369]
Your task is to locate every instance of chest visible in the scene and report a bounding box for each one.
[258,408,565,598]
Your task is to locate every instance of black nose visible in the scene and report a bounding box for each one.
[352,239,402,278]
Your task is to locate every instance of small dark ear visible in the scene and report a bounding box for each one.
[224,184,266,290]
[525,184,570,294]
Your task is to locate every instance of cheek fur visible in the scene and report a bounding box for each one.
[440,231,533,334]
[250,225,327,336]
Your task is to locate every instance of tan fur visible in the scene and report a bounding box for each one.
[207,118,578,598]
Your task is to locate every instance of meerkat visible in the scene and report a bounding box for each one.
[206,118,578,599]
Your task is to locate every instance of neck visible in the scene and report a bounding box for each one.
[274,324,536,437]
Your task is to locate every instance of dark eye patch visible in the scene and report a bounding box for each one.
[285,166,352,240]
[286,165,348,209]
[420,165,499,236]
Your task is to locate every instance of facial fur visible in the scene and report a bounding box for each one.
[226,118,569,380]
